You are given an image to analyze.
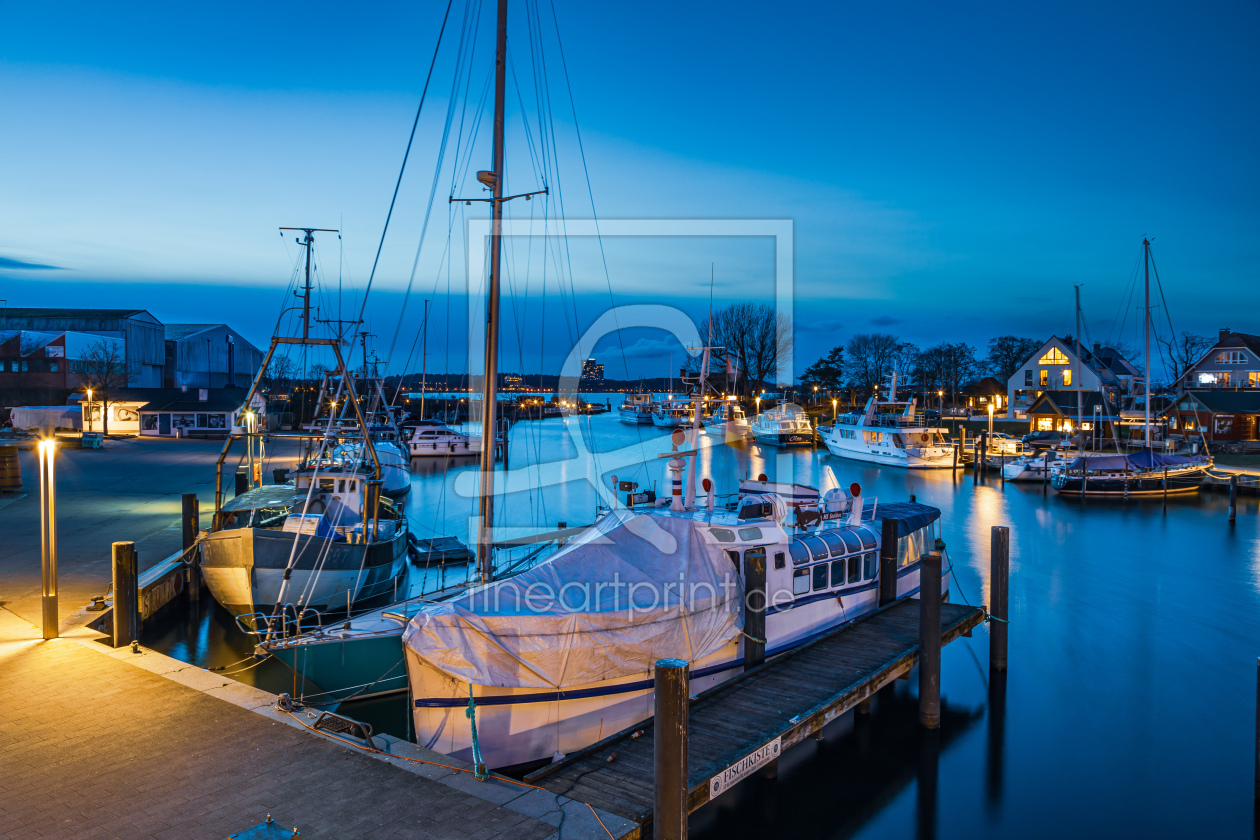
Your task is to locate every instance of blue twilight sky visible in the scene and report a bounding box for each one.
[1,0,1257,380]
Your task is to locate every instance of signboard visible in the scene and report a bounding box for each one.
[709,737,780,799]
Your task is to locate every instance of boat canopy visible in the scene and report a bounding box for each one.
[873,502,941,538]
[401,509,742,690]
[1064,451,1200,472]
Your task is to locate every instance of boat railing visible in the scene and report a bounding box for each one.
[235,605,323,640]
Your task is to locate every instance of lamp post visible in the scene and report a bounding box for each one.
[86,388,93,433]
[814,385,819,407]
[38,438,58,640]
[938,389,943,416]
[832,398,838,423]
[988,402,995,442]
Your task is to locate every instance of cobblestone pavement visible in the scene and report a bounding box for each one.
[0,610,558,840]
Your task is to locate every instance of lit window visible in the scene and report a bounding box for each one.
[1217,351,1246,364]
[1249,372,1259,387]
[1198,372,1217,385]
[1062,369,1072,387]
[1038,347,1069,365]
[1040,370,1048,387]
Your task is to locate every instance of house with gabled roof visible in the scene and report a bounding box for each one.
[1177,328,1260,393]
[1005,336,1139,420]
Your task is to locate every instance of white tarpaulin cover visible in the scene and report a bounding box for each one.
[402,510,743,689]
[8,406,81,430]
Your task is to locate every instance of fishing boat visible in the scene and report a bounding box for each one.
[820,375,952,468]
[1050,240,1211,497]
[751,401,814,447]
[708,399,752,442]
[618,390,655,424]
[200,229,410,617]
[652,399,691,428]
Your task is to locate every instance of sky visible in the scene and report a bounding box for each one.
[1,0,1258,381]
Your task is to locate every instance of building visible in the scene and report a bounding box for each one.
[1161,390,1260,449]
[1006,336,1137,419]
[136,387,266,438]
[0,308,165,387]
[1176,328,1260,392]
[961,376,1005,411]
[163,324,263,389]
[580,358,604,385]
[1025,390,1123,439]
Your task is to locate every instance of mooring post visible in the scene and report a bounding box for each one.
[182,493,200,601]
[743,550,767,671]
[112,541,139,648]
[654,658,689,840]
[1230,474,1238,522]
[1043,449,1050,494]
[879,517,900,606]
[952,440,959,473]
[990,526,1010,673]
[234,468,248,498]
[919,550,942,729]
[1254,658,1259,806]
[1163,467,1168,512]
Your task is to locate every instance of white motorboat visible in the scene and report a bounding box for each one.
[651,400,691,428]
[618,391,655,425]
[407,422,483,457]
[708,400,752,442]
[820,377,953,468]
[750,402,814,447]
[402,489,949,769]
[1001,451,1074,481]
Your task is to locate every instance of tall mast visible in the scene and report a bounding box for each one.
[1075,284,1082,453]
[302,230,313,340]
[475,0,509,584]
[1143,238,1151,450]
[420,299,429,421]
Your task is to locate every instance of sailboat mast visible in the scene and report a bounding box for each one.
[420,299,429,421]
[1143,238,1151,450]
[476,0,509,584]
[302,230,313,340]
[1075,284,1082,452]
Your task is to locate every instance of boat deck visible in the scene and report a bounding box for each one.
[526,597,985,838]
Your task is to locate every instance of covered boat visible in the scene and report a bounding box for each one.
[1051,450,1211,496]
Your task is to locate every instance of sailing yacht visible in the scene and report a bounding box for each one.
[820,376,952,468]
[750,401,814,447]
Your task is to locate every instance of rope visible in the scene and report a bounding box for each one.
[277,708,615,838]
[466,685,489,780]
[740,630,766,645]
[947,563,1009,624]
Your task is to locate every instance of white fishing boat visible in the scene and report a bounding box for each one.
[406,422,483,457]
[619,391,655,425]
[820,375,952,468]
[750,402,814,447]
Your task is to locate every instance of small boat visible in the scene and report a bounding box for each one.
[618,391,655,424]
[406,422,483,457]
[708,400,752,442]
[751,402,814,447]
[1050,450,1211,496]
[820,376,952,468]
[1001,451,1075,481]
[652,399,691,428]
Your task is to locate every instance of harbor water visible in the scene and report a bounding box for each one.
[144,408,1260,838]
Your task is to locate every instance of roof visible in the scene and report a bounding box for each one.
[67,386,258,413]
[1221,331,1260,356]
[1168,390,1260,415]
[1091,345,1141,378]
[962,376,1005,396]
[1027,390,1121,419]
[2,308,158,323]
[874,501,941,537]
[164,324,221,341]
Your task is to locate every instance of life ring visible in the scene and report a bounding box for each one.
[920,433,930,443]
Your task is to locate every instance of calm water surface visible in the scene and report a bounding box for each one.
[147,410,1260,839]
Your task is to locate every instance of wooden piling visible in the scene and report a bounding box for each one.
[1230,474,1238,522]
[952,440,959,472]
[112,541,139,648]
[1255,658,1259,804]
[1163,467,1168,512]
[743,549,767,671]
[1042,450,1050,494]
[990,526,1009,673]
[654,658,689,840]
[182,493,200,600]
[919,551,942,729]
[879,517,900,607]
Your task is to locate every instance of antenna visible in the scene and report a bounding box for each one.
[279,228,338,340]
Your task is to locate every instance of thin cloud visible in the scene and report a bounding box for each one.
[0,256,61,270]
[870,315,900,326]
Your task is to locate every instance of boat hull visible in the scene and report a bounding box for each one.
[754,431,813,447]
[409,438,482,457]
[268,628,410,702]
[200,526,408,616]
[1051,467,1208,497]
[618,409,653,425]
[822,437,953,468]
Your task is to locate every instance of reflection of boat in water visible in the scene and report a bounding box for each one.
[751,402,814,447]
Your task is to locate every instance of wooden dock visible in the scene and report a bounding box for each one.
[526,598,985,839]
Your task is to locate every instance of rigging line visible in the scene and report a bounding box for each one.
[545,0,632,381]
[348,0,455,375]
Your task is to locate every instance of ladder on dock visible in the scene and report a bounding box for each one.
[526,598,984,838]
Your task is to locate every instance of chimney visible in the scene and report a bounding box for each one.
[1219,328,1230,343]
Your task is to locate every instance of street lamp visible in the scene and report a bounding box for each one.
[937,389,943,416]
[86,388,93,433]
[832,398,838,423]
[38,438,58,640]
[987,402,995,442]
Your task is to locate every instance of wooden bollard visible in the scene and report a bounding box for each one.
[1042,450,1050,494]
[952,440,959,472]
[182,493,200,601]
[654,658,689,840]
[918,551,942,729]
[743,549,767,671]
[990,526,1009,673]
[112,541,139,648]
[1254,658,1259,804]
[879,517,900,606]
[1230,474,1238,522]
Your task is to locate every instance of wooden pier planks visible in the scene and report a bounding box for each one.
[528,598,984,836]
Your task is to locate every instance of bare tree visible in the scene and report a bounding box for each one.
[985,335,1041,382]
[844,333,900,396]
[698,303,792,395]
[917,341,978,408]
[77,339,134,435]
[264,354,298,392]
[1155,332,1211,389]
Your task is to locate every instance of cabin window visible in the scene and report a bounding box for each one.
[738,527,763,541]
[793,568,810,595]
[830,559,845,587]
[788,541,811,565]
[774,552,785,570]
[350,481,356,491]
[319,479,335,493]
[820,532,846,557]
[802,536,829,560]
[863,553,877,579]
[338,479,346,493]
[1061,369,1072,387]
[710,528,736,543]
[727,551,740,567]
[812,563,829,591]
[848,555,861,584]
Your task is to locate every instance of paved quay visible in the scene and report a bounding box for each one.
[0,607,632,840]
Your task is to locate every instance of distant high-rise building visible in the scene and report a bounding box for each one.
[581,357,604,384]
